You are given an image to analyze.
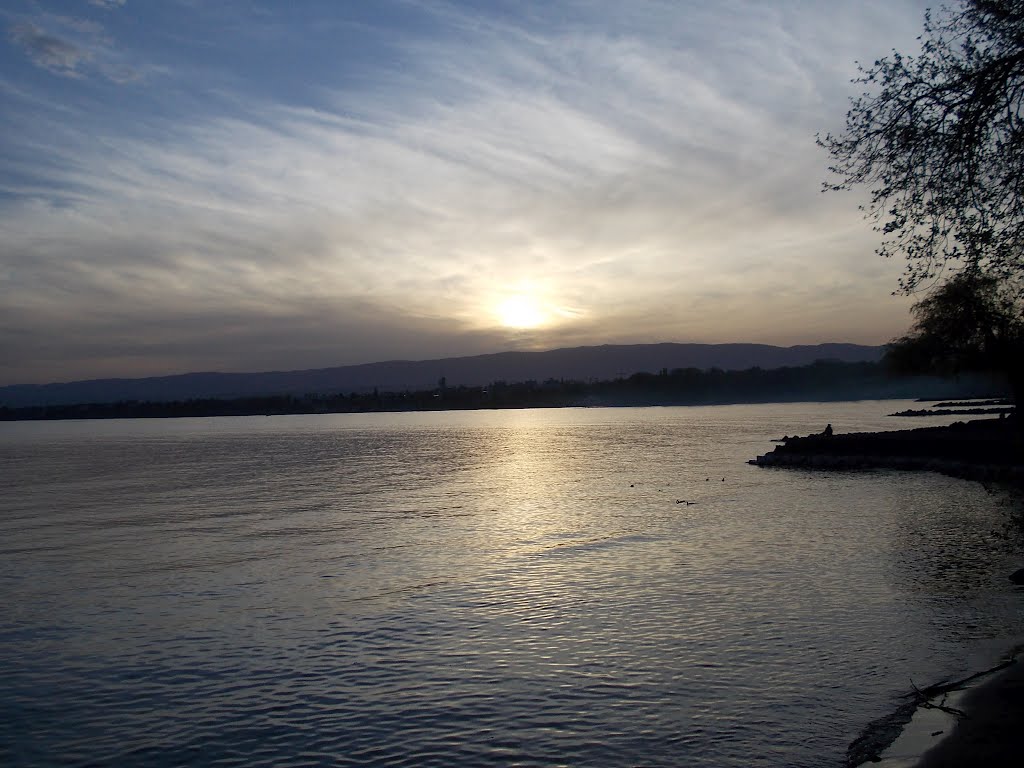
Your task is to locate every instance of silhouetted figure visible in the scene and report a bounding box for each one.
[824,423,833,437]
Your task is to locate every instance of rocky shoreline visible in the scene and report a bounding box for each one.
[889,407,1014,417]
[749,417,1024,486]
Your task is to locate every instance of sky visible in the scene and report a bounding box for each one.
[0,0,935,386]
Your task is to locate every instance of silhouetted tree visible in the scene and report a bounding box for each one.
[886,270,1024,401]
[820,1,1024,294]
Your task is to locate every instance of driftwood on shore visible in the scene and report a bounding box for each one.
[845,658,1019,767]
[750,418,1024,486]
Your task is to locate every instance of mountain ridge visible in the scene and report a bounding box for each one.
[0,342,885,407]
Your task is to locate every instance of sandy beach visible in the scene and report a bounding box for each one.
[912,658,1024,768]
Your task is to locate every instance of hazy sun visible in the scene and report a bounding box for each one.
[496,295,546,328]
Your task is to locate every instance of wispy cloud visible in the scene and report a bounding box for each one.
[0,0,929,384]
[6,11,139,82]
[8,21,93,78]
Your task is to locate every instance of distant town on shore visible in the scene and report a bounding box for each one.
[1,356,1004,422]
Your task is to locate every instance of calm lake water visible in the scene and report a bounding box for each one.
[2,401,1023,767]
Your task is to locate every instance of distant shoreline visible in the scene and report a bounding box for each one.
[0,396,1008,423]
[0,360,1008,422]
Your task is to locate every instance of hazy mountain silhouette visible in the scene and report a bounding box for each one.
[0,342,884,407]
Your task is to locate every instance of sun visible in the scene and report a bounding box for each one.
[496,295,547,328]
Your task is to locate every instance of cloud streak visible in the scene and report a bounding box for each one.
[5,10,139,82]
[0,0,930,384]
[8,21,93,78]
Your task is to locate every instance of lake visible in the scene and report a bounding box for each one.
[2,401,1022,767]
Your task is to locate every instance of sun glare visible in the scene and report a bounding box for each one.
[496,295,546,328]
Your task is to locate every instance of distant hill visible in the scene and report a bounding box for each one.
[0,342,885,407]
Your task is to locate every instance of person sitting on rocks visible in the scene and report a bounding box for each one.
[823,423,833,437]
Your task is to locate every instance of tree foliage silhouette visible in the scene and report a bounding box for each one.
[820,0,1024,294]
[886,270,1024,399]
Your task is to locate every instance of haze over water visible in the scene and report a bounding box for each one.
[2,401,1022,767]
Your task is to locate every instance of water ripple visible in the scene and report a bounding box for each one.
[1,403,1022,767]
